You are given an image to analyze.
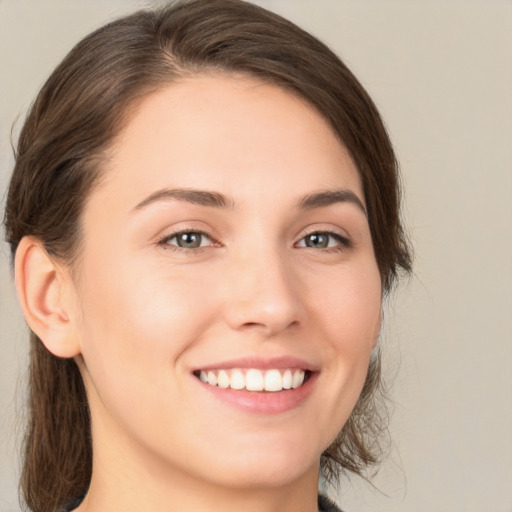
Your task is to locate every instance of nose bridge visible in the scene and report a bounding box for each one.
[222,239,301,335]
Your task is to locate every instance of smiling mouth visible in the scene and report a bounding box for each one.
[193,368,311,392]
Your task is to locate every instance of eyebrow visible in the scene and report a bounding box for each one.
[131,187,366,215]
[131,188,234,212]
[298,189,367,215]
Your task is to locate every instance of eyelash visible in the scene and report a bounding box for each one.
[296,231,352,252]
[158,229,217,253]
[157,229,351,254]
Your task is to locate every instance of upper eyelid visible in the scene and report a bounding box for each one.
[164,229,211,239]
[300,227,346,236]
[296,227,350,242]
[295,231,350,246]
[158,228,217,247]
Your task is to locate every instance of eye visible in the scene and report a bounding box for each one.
[159,230,213,250]
[296,231,350,250]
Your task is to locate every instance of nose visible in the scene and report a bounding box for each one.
[221,247,302,337]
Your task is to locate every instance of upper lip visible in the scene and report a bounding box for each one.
[193,356,319,373]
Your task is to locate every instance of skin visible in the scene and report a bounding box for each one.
[17,75,382,512]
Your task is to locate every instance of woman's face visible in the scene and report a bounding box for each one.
[72,75,382,489]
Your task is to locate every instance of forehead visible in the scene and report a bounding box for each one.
[91,74,363,211]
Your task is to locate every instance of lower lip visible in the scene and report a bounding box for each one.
[194,372,318,414]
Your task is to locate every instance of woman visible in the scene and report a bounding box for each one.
[4,1,412,511]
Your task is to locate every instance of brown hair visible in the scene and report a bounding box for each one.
[4,1,412,510]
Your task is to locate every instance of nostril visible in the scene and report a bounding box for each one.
[240,321,268,329]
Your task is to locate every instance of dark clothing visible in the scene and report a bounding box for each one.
[319,494,344,512]
[66,493,343,511]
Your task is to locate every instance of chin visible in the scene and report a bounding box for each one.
[190,439,321,490]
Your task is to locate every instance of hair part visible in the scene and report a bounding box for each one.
[4,1,412,510]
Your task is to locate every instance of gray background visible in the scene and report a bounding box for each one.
[1,1,511,511]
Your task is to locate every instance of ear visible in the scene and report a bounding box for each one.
[14,236,81,358]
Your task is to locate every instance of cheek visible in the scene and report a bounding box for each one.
[76,255,220,389]
[312,261,382,354]
[74,257,224,444]
[305,260,382,429]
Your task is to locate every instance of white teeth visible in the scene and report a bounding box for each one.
[230,369,245,390]
[198,368,307,392]
[264,369,283,392]
[217,370,230,389]
[207,371,218,386]
[245,369,264,391]
[282,369,292,389]
[291,370,305,389]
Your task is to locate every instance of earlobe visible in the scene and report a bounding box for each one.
[14,237,81,358]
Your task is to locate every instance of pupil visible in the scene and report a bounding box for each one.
[179,233,201,248]
[308,234,328,248]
